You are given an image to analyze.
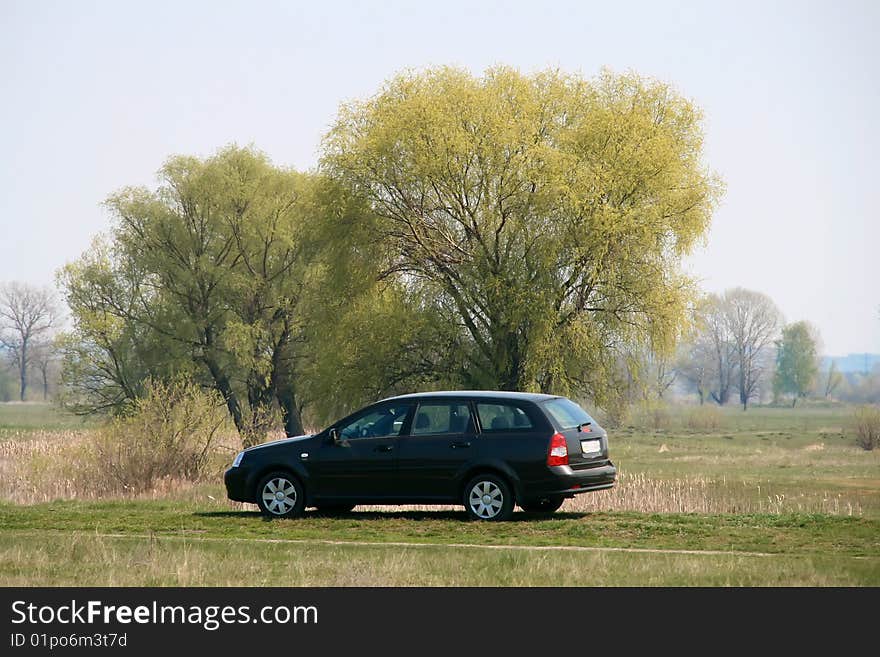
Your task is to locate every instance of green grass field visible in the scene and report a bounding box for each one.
[1,401,878,586]
[0,401,96,434]
[612,405,880,518]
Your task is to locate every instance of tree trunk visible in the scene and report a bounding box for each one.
[276,380,304,437]
[18,338,28,401]
[203,355,244,436]
[492,328,522,391]
[738,364,748,410]
[243,379,278,448]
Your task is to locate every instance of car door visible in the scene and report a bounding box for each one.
[395,400,476,499]
[314,402,413,500]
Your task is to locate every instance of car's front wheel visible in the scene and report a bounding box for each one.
[519,497,565,513]
[464,474,514,521]
[256,472,305,519]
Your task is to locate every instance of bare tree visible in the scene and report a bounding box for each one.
[30,339,57,401]
[652,352,678,400]
[634,343,678,400]
[0,282,59,401]
[676,328,717,405]
[700,295,737,406]
[823,360,843,399]
[724,288,782,410]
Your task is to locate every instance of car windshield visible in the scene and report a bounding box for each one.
[542,398,594,429]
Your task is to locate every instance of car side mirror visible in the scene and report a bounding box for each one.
[329,427,340,444]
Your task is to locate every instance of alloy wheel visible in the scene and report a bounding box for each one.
[468,480,504,519]
[262,476,298,515]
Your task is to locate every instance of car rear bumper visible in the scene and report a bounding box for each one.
[529,461,617,498]
[224,466,253,503]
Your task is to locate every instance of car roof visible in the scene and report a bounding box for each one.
[381,390,560,403]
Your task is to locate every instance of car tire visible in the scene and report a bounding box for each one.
[464,474,514,521]
[256,472,305,519]
[519,497,565,514]
[313,504,356,515]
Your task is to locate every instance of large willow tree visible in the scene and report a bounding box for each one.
[323,66,722,398]
[59,146,315,444]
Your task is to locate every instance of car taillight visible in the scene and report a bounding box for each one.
[547,432,568,466]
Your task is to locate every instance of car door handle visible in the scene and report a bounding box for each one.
[450,441,471,449]
[374,445,393,453]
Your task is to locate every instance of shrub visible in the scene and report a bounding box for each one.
[852,405,880,451]
[630,400,671,432]
[684,405,723,432]
[92,378,231,492]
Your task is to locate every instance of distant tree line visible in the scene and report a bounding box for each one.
[674,289,784,410]
[674,292,879,408]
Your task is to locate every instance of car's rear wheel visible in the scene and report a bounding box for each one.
[256,472,305,519]
[519,497,565,513]
[464,474,514,521]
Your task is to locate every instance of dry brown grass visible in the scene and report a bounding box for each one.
[355,468,865,516]
[684,405,723,432]
[0,426,866,518]
[0,380,254,503]
[1,433,865,517]
[0,427,241,504]
[563,471,862,516]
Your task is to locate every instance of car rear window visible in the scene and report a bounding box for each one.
[476,403,534,431]
[542,398,595,429]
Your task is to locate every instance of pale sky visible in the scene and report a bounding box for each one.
[1,0,877,355]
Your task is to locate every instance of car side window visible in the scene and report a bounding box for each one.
[477,403,534,432]
[339,404,411,440]
[411,402,473,436]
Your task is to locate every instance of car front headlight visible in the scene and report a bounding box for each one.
[232,451,245,468]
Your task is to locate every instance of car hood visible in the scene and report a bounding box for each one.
[243,434,314,452]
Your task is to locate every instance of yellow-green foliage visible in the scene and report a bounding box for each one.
[95,378,230,489]
[58,66,724,434]
[59,146,316,441]
[38,379,233,495]
[324,66,722,396]
[774,321,820,404]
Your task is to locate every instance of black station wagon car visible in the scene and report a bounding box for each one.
[224,391,616,521]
